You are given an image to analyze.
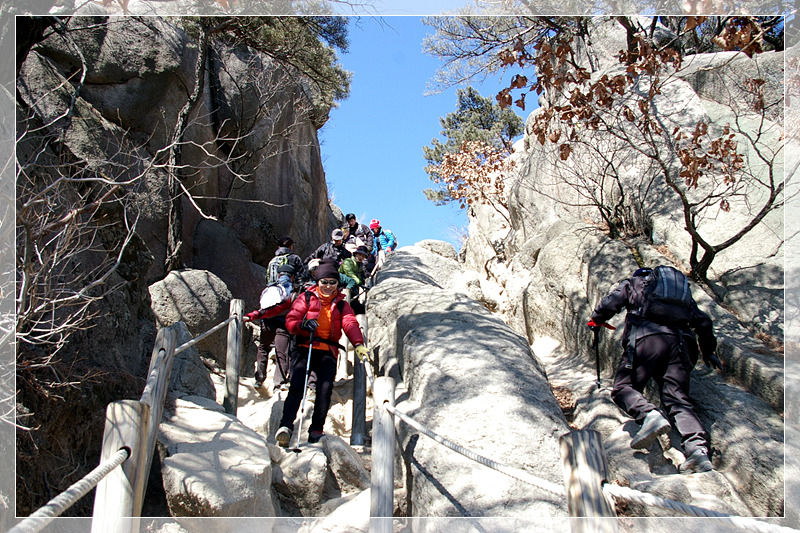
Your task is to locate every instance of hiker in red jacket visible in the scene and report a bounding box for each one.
[275,260,368,446]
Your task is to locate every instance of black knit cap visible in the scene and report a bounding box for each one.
[345,213,356,221]
[278,235,294,246]
[314,260,340,282]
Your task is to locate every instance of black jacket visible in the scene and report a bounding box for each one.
[591,276,717,360]
[305,241,351,265]
[350,222,374,253]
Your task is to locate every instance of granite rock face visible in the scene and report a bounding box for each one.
[367,243,570,521]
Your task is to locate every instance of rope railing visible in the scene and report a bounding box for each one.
[7,448,130,533]
[603,484,799,533]
[173,314,236,356]
[383,402,566,498]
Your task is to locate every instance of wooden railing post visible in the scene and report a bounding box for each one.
[371,376,395,533]
[139,325,177,494]
[223,299,244,415]
[91,401,148,533]
[559,430,619,533]
[92,325,177,533]
[351,313,368,446]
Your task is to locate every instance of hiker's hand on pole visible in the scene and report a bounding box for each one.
[587,320,616,332]
[354,344,369,363]
[704,353,723,371]
[301,318,318,333]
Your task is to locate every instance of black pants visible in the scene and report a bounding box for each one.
[279,347,337,434]
[611,333,708,455]
[255,319,292,387]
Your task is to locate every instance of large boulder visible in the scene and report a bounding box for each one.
[271,444,330,516]
[674,50,784,122]
[149,269,232,365]
[158,396,278,517]
[321,436,370,495]
[367,243,570,520]
[205,41,332,264]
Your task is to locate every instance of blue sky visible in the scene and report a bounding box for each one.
[318,17,528,250]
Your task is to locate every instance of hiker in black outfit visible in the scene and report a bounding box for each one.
[304,229,352,266]
[344,213,374,253]
[589,266,722,474]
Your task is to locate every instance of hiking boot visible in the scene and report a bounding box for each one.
[253,379,263,389]
[275,426,292,448]
[308,430,324,444]
[630,410,671,449]
[679,448,713,474]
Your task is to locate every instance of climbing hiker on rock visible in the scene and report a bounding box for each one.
[370,219,396,253]
[267,235,303,284]
[369,219,396,274]
[339,245,370,287]
[305,229,352,266]
[339,245,370,316]
[243,263,297,393]
[275,260,368,446]
[345,213,374,253]
[589,266,722,474]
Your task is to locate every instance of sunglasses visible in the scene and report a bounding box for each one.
[318,279,338,286]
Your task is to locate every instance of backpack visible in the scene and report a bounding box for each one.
[267,253,290,284]
[259,281,292,310]
[638,266,693,324]
[386,229,397,248]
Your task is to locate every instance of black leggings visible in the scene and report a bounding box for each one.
[279,348,337,434]
[254,320,291,386]
[611,333,708,455]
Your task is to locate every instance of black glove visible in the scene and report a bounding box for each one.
[301,318,318,333]
[704,353,722,370]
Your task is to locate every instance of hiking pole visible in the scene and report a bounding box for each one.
[593,328,601,388]
[587,320,616,389]
[291,332,315,452]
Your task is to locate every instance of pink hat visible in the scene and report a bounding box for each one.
[369,219,380,230]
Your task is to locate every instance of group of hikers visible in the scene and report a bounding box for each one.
[244,215,722,474]
[243,214,396,446]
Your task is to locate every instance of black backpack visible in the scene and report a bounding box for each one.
[637,266,694,324]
